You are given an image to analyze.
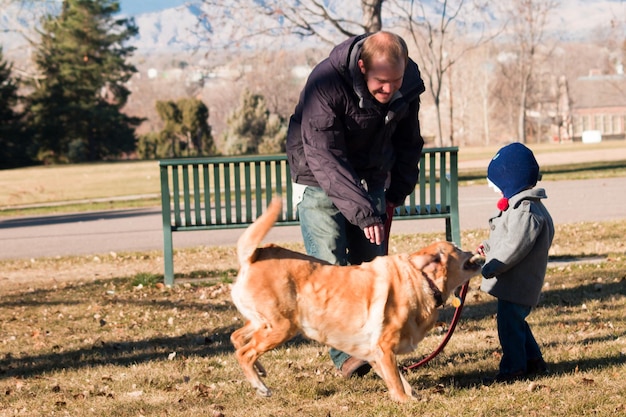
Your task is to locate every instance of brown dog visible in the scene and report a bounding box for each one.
[230,197,483,402]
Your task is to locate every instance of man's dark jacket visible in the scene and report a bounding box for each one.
[286,33,426,229]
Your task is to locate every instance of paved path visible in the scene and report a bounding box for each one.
[1,176,625,260]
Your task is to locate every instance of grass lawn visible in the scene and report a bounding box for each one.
[0,221,624,416]
[1,142,625,415]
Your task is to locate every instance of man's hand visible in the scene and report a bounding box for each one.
[364,223,385,245]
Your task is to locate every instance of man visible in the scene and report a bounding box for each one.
[286,31,426,378]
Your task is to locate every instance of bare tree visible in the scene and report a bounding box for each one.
[269,0,384,40]
[195,0,383,47]
[192,1,504,147]
[1,0,61,80]
[503,0,560,143]
[388,0,500,147]
[0,1,58,42]
[451,43,498,145]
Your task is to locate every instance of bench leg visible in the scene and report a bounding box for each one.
[446,215,461,248]
[163,228,175,286]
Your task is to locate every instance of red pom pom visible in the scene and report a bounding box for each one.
[497,197,509,211]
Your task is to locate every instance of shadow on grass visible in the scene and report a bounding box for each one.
[0,325,238,380]
[0,276,234,313]
[0,276,322,381]
[438,343,626,388]
[456,279,626,323]
[409,350,626,390]
[1,276,623,383]
[0,329,322,381]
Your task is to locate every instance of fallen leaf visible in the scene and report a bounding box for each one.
[432,384,446,394]
[527,382,540,392]
[195,383,211,397]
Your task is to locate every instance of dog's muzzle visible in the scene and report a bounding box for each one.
[464,254,485,271]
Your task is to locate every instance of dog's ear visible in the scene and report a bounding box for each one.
[409,252,444,277]
[408,252,436,270]
[435,247,449,279]
[423,252,445,277]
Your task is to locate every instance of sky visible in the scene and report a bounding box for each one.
[118,0,189,16]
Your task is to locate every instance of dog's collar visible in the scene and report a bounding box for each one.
[425,277,444,308]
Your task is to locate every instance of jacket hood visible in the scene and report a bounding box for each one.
[488,143,540,199]
[509,188,547,208]
[328,34,426,111]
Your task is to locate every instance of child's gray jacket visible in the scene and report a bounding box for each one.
[480,188,555,306]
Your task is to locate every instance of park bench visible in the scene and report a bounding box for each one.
[159,147,459,286]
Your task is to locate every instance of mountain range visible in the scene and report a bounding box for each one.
[123,0,626,54]
[1,0,624,62]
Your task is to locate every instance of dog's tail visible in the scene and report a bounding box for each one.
[237,196,283,266]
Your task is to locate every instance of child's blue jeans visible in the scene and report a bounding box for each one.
[497,299,543,375]
[297,185,386,369]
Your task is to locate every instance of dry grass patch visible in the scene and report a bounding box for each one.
[1,221,625,416]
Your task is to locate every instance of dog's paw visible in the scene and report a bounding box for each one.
[256,387,272,397]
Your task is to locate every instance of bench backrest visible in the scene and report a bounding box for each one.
[159,154,298,231]
[159,147,459,285]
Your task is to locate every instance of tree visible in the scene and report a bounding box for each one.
[196,0,383,47]
[152,97,215,158]
[194,1,499,147]
[389,0,500,146]
[265,0,384,41]
[503,0,560,143]
[222,89,287,155]
[0,47,30,168]
[26,0,140,163]
[258,113,288,154]
[178,98,215,155]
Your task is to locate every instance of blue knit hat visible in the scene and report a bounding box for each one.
[487,143,539,199]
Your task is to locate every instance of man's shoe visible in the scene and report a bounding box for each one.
[340,357,372,378]
[482,370,526,385]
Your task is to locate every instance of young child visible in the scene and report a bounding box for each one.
[478,142,555,383]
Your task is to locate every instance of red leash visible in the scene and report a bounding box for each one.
[404,282,469,370]
[383,205,469,371]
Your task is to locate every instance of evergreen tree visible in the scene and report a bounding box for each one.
[26,0,140,163]
[222,89,286,155]
[154,100,181,158]
[224,89,284,155]
[152,97,214,158]
[257,113,287,154]
[0,47,30,169]
[178,98,214,155]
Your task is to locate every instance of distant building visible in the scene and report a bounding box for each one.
[569,70,626,141]
[525,72,573,143]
